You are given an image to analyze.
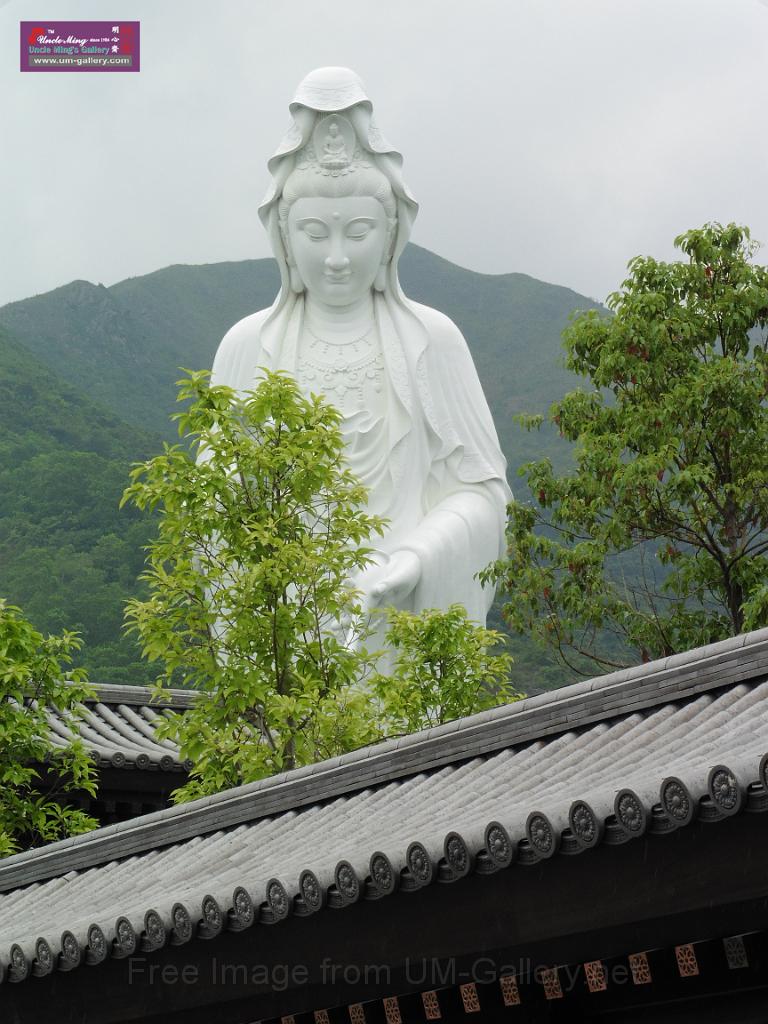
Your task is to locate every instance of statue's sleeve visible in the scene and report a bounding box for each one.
[411,303,512,493]
[395,305,511,621]
[398,479,508,621]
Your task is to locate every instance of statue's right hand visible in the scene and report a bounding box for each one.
[350,553,391,616]
[369,549,421,607]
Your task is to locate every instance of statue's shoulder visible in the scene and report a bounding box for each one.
[408,301,468,353]
[215,307,271,359]
[212,307,272,383]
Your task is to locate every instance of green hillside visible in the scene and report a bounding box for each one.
[0,325,159,683]
[0,264,279,439]
[0,247,603,690]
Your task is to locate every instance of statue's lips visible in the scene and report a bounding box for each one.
[324,273,352,283]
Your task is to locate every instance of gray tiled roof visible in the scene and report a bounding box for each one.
[2,630,768,982]
[44,683,194,772]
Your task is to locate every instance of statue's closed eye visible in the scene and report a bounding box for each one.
[346,219,376,240]
[301,224,329,241]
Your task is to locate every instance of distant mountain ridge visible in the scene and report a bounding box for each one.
[0,245,603,688]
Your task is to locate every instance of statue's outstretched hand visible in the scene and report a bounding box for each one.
[368,549,421,609]
[346,552,422,646]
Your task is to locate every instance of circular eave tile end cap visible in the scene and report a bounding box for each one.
[334,860,361,904]
[171,902,194,943]
[86,924,107,965]
[660,776,695,827]
[142,909,167,950]
[614,789,647,837]
[568,799,600,849]
[525,811,557,858]
[405,841,434,886]
[229,887,255,930]
[369,850,397,895]
[298,869,325,913]
[113,916,137,958]
[708,763,743,815]
[265,877,290,921]
[33,936,55,976]
[59,930,82,971]
[8,943,29,983]
[443,830,472,878]
[484,820,515,868]
[200,894,224,937]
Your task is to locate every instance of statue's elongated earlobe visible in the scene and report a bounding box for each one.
[289,265,305,293]
[373,264,388,292]
[282,224,304,293]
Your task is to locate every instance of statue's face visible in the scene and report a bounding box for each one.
[287,196,388,306]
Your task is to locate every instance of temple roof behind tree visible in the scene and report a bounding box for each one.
[2,629,768,987]
[45,682,194,773]
[38,683,195,829]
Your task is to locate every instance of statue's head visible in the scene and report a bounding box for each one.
[260,68,419,310]
[278,114,397,304]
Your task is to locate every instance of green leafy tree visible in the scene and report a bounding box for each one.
[123,371,520,801]
[0,601,98,856]
[484,223,768,673]
[372,604,520,733]
[122,370,387,798]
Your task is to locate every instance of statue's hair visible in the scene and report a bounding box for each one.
[278,157,397,260]
[280,159,396,215]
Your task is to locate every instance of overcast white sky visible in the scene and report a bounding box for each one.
[1,0,767,307]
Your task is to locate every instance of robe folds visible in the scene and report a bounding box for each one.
[211,288,511,625]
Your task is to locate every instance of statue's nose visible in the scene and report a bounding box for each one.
[325,247,350,272]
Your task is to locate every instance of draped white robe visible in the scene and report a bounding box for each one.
[211,290,510,625]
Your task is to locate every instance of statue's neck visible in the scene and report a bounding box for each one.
[303,292,375,342]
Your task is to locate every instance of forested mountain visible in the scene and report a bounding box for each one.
[0,246,603,688]
[0,326,159,683]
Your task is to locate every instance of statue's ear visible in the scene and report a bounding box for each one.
[289,265,305,293]
[280,220,305,293]
[374,216,397,291]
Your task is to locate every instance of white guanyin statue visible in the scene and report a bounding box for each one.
[212,66,511,634]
